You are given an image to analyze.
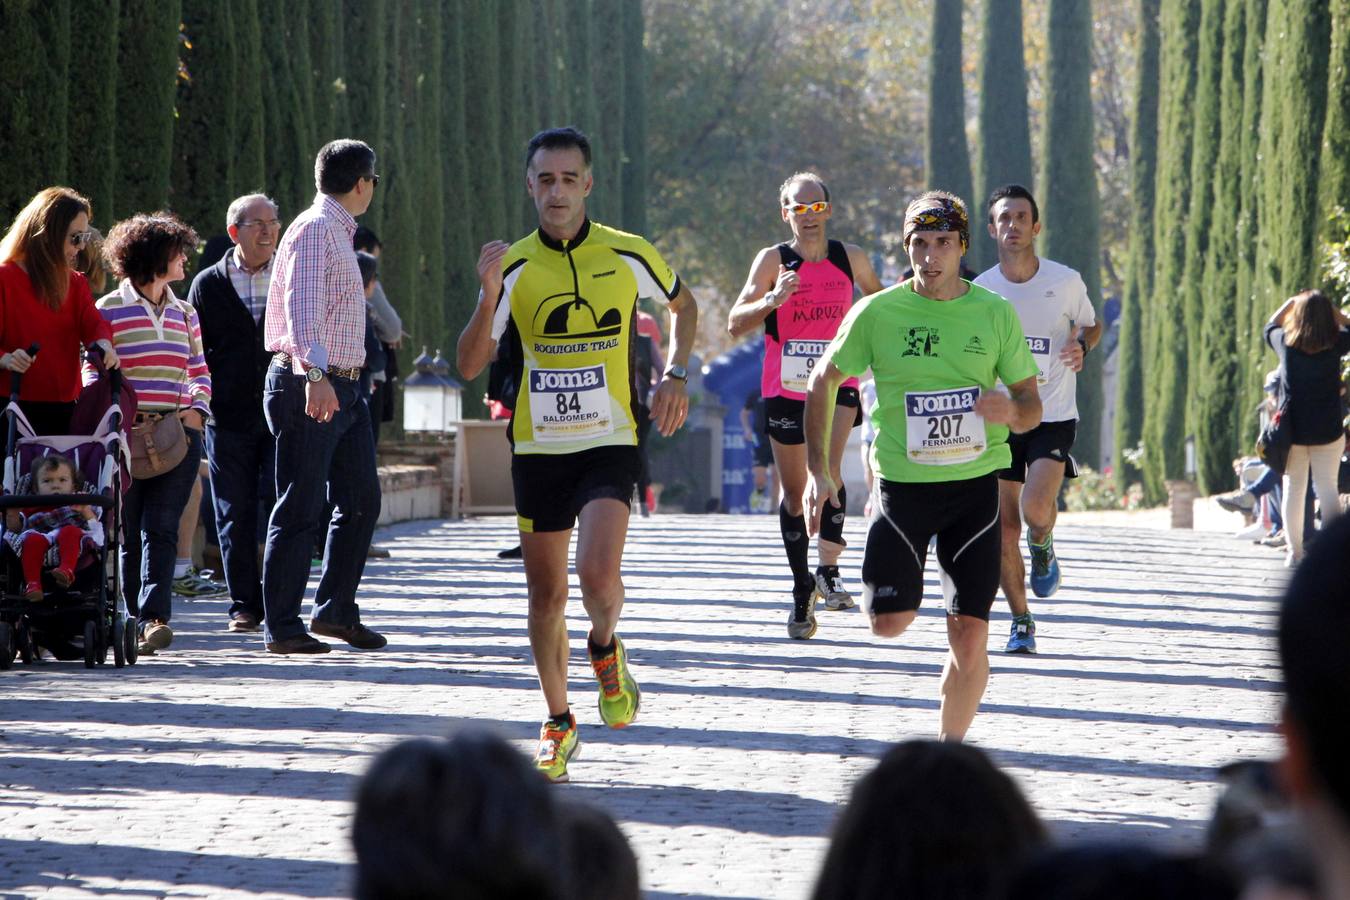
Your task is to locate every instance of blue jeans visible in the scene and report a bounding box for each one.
[261,368,381,642]
[123,426,204,625]
[205,422,276,621]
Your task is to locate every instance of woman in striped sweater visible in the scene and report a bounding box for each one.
[98,212,211,657]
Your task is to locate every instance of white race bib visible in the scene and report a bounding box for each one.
[779,339,829,393]
[528,365,614,442]
[1025,335,1051,385]
[904,386,987,465]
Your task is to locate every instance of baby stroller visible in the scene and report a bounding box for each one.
[0,346,134,669]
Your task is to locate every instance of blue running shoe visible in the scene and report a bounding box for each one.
[1005,614,1037,654]
[1027,529,1061,598]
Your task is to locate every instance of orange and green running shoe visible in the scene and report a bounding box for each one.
[589,635,641,728]
[534,716,580,782]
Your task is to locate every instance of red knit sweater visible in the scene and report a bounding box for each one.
[0,263,113,402]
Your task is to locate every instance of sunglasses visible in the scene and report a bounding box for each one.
[69,230,95,248]
[363,174,381,188]
[784,201,829,215]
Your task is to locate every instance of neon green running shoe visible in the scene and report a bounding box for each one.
[533,716,580,783]
[589,635,641,728]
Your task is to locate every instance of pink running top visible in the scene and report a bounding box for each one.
[761,240,858,400]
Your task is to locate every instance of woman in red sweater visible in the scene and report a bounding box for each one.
[0,187,118,435]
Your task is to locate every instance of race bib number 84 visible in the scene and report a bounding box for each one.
[529,365,615,442]
[904,386,987,465]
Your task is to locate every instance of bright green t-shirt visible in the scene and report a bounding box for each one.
[825,280,1038,483]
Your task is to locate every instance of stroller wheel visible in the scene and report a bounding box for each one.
[124,618,138,667]
[17,620,34,664]
[113,615,126,668]
[0,622,13,670]
[83,621,96,669]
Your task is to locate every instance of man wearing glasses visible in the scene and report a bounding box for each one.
[457,127,698,782]
[727,172,883,640]
[260,139,385,654]
[188,193,282,636]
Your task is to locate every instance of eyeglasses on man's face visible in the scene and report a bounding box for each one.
[784,201,829,216]
[237,219,282,230]
[363,174,381,188]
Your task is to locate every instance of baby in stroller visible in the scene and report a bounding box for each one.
[6,454,105,601]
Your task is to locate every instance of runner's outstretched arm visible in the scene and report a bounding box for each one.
[804,359,846,536]
[973,375,1042,435]
[649,284,698,436]
[456,240,510,379]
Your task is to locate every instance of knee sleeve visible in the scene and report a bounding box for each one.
[819,485,847,546]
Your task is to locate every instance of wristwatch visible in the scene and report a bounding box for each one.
[305,365,326,384]
[1076,337,1089,357]
[664,364,688,382]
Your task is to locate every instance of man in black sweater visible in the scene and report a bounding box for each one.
[188,194,280,633]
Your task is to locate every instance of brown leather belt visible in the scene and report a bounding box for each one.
[272,353,361,382]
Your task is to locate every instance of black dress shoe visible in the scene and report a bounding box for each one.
[266,633,332,654]
[309,620,387,650]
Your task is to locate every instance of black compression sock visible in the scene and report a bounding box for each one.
[588,635,616,658]
[819,484,847,546]
[779,501,813,590]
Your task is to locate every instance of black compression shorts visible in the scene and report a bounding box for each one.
[511,445,640,533]
[862,473,1001,620]
[765,387,862,446]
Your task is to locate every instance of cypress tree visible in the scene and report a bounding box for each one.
[463,0,506,245]
[259,3,318,222]
[621,0,648,235]
[926,0,974,210]
[1233,0,1267,441]
[170,0,237,239]
[498,1,528,239]
[113,0,182,218]
[591,0,627,227]
[413,0,447,356]
[1178,0,1224,445]
[1194,0,1247,492]
[232,0,266,199]
[1321,0,1350,224]
[67,0,121,227]
[310,0,343,142]
[534,0,570,128]
[974,0,1033,272]
[378,0,418,364]
[1038,0,1102,467]
[566,0,598,144]
[441,0,478,362]
[1113,0,1160,490]
[1141,0,1201,492]
[343,0,389,236]
[0,2,72,219]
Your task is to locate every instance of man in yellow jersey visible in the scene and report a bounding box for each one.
[457,127,698,781]
[804,191,1041,741]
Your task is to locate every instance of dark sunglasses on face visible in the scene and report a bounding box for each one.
[69,230,94,248]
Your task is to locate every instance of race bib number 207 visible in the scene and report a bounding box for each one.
[529,365,615,442]
[904,386,987,465]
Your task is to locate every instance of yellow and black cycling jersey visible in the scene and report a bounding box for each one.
[490,218,681,455]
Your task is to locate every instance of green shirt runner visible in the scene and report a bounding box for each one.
[823,279,1037,484]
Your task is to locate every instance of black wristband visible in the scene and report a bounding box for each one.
[1077,336,1089,356]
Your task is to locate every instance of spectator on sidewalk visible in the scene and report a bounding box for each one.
[1265,290,1350,566]
[97,211,211,656]
[353,225,402,447]
[261,139,384,655]
[810,740,1046,900]
[353,730,568,900]
[188,193,281,634]
[0,187,118,436]
[1279,512,1350,900]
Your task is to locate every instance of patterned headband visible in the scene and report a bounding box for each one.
[903,198,969,252]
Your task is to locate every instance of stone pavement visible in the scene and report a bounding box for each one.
[0,513,1289,899]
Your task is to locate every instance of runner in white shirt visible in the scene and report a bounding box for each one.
[974,185,1101,654]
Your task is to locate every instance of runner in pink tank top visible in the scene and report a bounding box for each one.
[727,172,884,640]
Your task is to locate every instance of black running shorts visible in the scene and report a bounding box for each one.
[999,419,1079,483]
[511,445,641,533]
[862,473,1001,620]
[766,387,862,446]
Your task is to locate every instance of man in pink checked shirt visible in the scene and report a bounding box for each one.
[260,139,386,655]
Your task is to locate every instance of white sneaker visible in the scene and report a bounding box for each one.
[1234,521,1267,540]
